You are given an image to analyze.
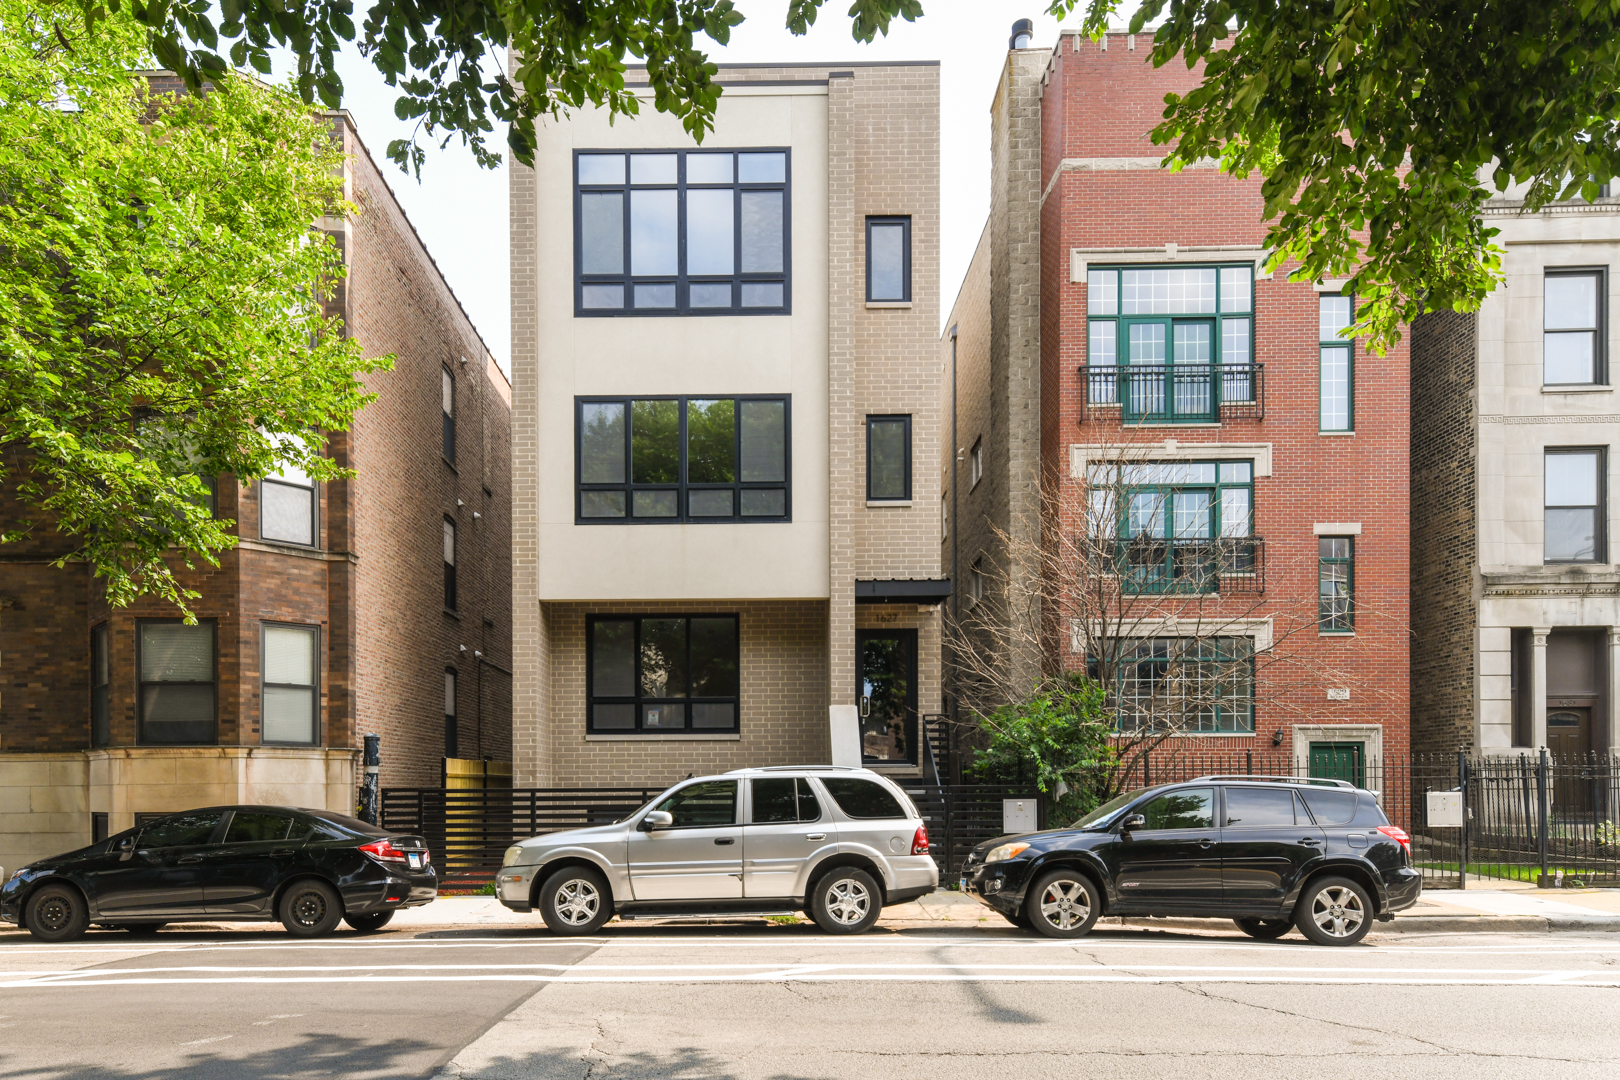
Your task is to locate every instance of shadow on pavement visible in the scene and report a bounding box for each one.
[0,1031,444,1080]
[442,1046,837,1080]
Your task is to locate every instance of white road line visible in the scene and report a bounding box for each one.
[177,1035,234,1046]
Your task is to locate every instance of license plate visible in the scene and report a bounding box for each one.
[959,877,969,892]
[408,853,422,869]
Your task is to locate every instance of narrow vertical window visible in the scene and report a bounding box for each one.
[262,624,318,745]
[442,366,456,463]
[969,558,985,604]
[91,623,110,748]
[443,517,457,609]
[1319,294,1353,432]
[970,438,984,489]
[137,621,216,745]
[1545,449,1605,562]
[941,492,948,541]
[866,415,912,501]
[1318,537,1354,633]
[866,217,911,302]
[444,668,458,758]
[1545,270,1604,385]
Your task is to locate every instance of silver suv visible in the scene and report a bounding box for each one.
[495,767,938,934]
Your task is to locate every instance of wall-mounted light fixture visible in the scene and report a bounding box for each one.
[1272,729,1285,747]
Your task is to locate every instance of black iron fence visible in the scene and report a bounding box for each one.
[381,782,1043,883]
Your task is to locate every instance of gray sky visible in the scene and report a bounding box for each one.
[318,1,1072,369]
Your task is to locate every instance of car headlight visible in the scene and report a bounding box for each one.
[502,846,525,867]
[985,842,1030,864]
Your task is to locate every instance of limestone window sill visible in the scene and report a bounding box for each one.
[1318,430,1356,437]
[1542,384,1614,394]
[865,300,912,309]
[585,733,741,742]
[866,500,913,508]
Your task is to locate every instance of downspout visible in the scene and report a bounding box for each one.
[949,324,959,779]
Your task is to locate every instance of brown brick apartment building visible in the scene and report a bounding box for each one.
[510,62,949,787]
[0,105,513,873]
[943,30,1410,782]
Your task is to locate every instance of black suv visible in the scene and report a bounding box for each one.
[960,776,1420,945]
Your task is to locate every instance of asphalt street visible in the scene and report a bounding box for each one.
[0,923,1616,1079]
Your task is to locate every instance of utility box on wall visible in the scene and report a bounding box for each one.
[1426,790,1464,828]
[1003,798,1038,834]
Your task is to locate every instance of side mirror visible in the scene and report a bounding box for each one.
[1120,814,1146,832]
[117,837,136,862]
[639,810,674,832]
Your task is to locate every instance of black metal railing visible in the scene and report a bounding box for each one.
[1078,363,1265,423]
[1111,536,1265,595]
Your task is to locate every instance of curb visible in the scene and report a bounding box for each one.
[1079,914,1620,935]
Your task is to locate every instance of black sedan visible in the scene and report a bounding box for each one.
[1,806,437,942]
[960,776,1421,945]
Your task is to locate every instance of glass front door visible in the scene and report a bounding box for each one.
[857,630,917,765]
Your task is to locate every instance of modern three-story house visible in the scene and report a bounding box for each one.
[509,62,948,787]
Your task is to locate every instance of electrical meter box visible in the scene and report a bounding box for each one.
[1426,790,1464,828]
[1003,798,1038,834]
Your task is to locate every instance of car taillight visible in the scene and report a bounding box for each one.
[1376,826,1411,860]
[421,848,431,866]
[359,840,408,865]
[911,824,930,856]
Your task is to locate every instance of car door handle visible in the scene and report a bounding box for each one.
[1197,839,1215,849]
[272,848,296,856]
[1299,838,1321,846]
[177,856,202,864]
[805,834,826,841]
[714,837,735,845]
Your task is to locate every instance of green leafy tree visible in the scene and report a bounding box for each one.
[0,1,388,613]
[968,673,1117,824]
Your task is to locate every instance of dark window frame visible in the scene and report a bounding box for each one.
[573,148,792,317]
[442,365,457,464]
[444,667,458,758]
[865,414,912,501]
[1319,292,1355,432]
[90,622,110,748]
[1544,447,1607,563]
[1543,267,1608,386]
[575,395,792,524]
[970,437,983,489]
[443,516,457,610]
[259,621,321,747]
[259,471,318,548]
[865,215,912,303]
[586,614,741,735]
[1318,536,1355,633]
[136,618,218,746]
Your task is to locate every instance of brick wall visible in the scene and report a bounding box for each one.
[1409,309,1479,753]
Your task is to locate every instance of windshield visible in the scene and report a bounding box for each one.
[1068,788,1147,830]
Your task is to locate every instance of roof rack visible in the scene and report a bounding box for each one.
[1191,775,1358,790]
[725,765,863,774]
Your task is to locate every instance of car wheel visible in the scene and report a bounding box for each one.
[539,866,612,935]
[1025,871,1101,938]
[1294,876,1373,946]
[1233,917,1292,940]
[25,884,89,943]
[344,910,395,933]
[279,879,344,938]
[113,923,166,937]
[810,868,881,934]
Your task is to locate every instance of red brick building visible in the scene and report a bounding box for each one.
[0,105,512,873]
[943,29,1409,782]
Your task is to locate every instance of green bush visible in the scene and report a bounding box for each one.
[966,673,1118,825]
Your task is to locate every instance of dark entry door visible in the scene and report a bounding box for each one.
[1309,742,1364,788]
[857,630,917,765]
[1548,710,1595,813]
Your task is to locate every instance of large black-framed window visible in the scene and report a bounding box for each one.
[866,216,911,302]
[442,366,456,463]
[261,622,319,745]
[90,623,110,748]
[574,149,790,316]
[1545,268,1607,385]
[577,396,790,523]
[137,619,217,745]
[866,415,911,501]
[587,615,740,734]
[1545,448,1606,562]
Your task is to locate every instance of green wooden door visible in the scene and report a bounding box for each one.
[1309,741,1364,788]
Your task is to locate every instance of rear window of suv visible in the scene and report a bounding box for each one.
[822,778,906,820]
[1298,788,1357,825]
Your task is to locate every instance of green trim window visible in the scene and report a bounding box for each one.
[1318,537,1354,632]
[1107,637,1255,734]
[1086,264,1254,422]
[1319,294,1354,432]
[1087,460,1255,593]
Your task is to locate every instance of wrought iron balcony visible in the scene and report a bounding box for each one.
[1078,363,1265,423]
[1110,536,1266,595]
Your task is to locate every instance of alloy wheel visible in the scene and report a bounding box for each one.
[1309,885,1365,938]
[555,879,600,926]
[1038,880,1091,931]
[824,879,871,925]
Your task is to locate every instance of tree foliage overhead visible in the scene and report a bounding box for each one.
[0,1,388,613]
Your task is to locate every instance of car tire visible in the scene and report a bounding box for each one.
[279,879,344,938]
[1025,870,1101,939]
[1233,917,1292,940]
[112,923,166,937]
[538,866,612,935]
[1293,876,1373,946]
[344,910,395,933]
[809,868,882,934]
[25,884,89,943]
